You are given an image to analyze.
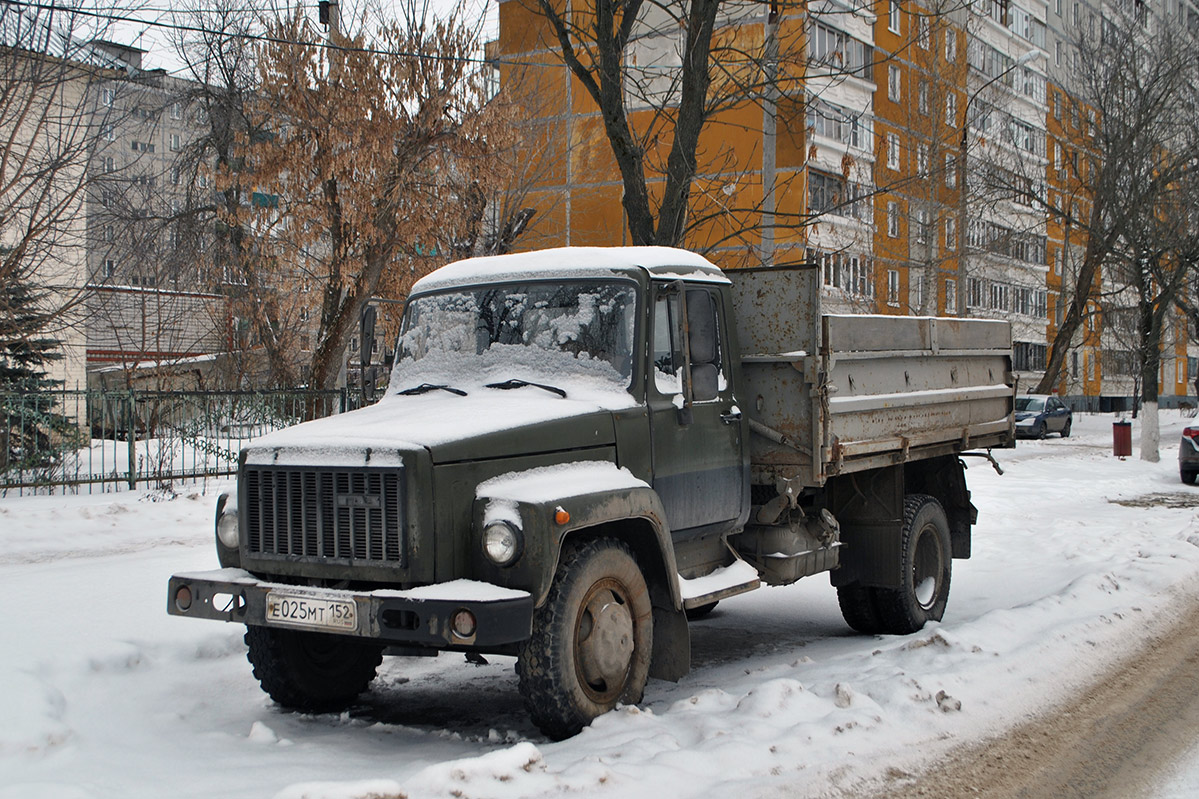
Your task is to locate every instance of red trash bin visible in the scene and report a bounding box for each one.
[1113,420,1132,457]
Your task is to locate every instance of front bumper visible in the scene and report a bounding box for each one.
[167,568,533,649]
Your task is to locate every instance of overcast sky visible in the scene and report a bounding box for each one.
[85,0,497,76]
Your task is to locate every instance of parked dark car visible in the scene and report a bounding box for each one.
[1015,394,1072,439]
[1180,427,1199,484]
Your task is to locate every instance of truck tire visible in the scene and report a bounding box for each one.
[872,494,952,635]
[685,601,719,620]
[836,584,885,634]
[517,538,653,740]
[244,626,383,713]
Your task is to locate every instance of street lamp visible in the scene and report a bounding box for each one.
[955,49,1039,318]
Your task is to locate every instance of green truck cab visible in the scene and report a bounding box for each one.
[168,247,1014,738]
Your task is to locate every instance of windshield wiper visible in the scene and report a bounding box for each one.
[397,383,467,397]
[484,378,567,398]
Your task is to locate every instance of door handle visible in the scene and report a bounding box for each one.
[721,409,742,424]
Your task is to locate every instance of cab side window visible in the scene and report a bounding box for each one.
[652,287,723,400]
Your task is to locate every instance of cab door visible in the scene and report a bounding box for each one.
[647,283,747,535]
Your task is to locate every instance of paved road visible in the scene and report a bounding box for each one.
[865,598,1199,799]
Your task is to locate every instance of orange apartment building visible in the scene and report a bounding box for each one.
[494,0,1196,410]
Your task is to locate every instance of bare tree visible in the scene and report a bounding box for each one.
[1031,16,1199,410]
[216,2,518,392]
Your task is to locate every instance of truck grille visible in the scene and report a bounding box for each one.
[244,466,404,565]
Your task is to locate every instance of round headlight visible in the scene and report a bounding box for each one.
[483,521,522,566]
[217,510,240,549]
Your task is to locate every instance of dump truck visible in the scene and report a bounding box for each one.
[168,247,1014,739]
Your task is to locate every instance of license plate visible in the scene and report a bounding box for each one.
[265,590,358,632]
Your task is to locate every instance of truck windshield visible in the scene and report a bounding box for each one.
[394,281,638,392]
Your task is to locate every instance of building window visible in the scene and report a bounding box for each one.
[967,277,984,308]
[945,93,957,127]
[887,201,901,237]
[170,133,181,151]
[815,249,875,299]
[887,270,901,306]
[171,167,180,185]
[807,96,874,150]
[197,173,209,189]
[913,208,929,243]
[809,170,842,214]
[1013,342,1048,371]
[171,101,183,120]
[989,282,1010,311]
[103,125,115,142]
[945,217,957,249]
[916,16,930,48]
[104,224,114,243]
[810,24,873,80]
[103,156,115,173]
[918,81,929,115]
[889,0,901,33]
[944,279,957,314]
[103,258,116,279]
[945,29,957,61]
[1055,40,1062,66]
[887,133,901,170]
[912,273,925,310]
[888,65,902,101]
[1033,290,1048,318]
[916,143,929,175]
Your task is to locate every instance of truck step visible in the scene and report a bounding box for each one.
[679,559,761,610]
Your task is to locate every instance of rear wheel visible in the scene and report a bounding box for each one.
[244,626,383,713]
[517,539,652,740]
[872,494,952,635]
[1183,469,1198,486]
[1061,419,1072,438]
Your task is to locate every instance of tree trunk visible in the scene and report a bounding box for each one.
[1139,300,1161,462]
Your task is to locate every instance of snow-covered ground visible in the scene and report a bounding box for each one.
[3,412,1199,799]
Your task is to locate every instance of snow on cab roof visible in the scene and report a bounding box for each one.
[413,246,729,293]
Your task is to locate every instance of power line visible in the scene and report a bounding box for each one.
[1,0,529,67]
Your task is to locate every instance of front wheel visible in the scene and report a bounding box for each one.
[871,494,952,635]
[517,539,653,740]
[244,626,383,713]
[1183,469,1198,486]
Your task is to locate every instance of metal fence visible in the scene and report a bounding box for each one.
[1,389,350,496]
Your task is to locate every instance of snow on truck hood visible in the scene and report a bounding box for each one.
[244,386,631,466]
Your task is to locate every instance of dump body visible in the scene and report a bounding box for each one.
[728,266,1014,488]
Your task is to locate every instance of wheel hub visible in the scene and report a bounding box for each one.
[912,525,945,611]
[577,587,634,694]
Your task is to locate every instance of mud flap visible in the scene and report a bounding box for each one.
[649,604,690,681]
